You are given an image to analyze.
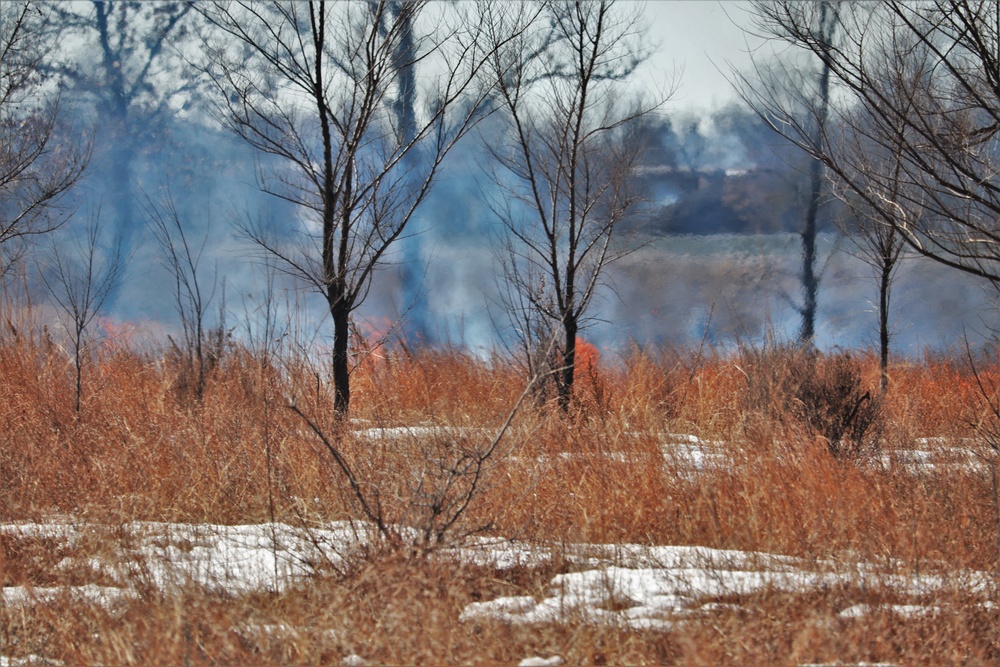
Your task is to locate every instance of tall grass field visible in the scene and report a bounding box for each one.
[1,308,999,665]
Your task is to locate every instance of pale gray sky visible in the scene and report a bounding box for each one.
[639,1,760,112]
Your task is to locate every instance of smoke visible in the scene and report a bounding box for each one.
[26,32,1000,362]
[599,233,1000,355]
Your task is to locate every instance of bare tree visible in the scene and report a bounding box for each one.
[834,106,913,392]
[839,205,906,393]
[799,0,837,346]
[46,1,197,283]
[145,191,223,402]
[0,1,87,274]
[735,0,1000,287]
[484,0,664,411]
[734,0,840,346]
[38,213,126,414]
[197,1,522,418]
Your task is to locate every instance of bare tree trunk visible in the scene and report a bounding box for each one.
[95,1,133,244]
[74,344,83,414]
[389,1,428,342]
[879,259,891,393]
[558,315,578,413]
[801,156,821,344]
[799,0,834,346]
[331,298,351,418]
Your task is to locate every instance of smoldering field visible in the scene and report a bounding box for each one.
[10,133,1000,666]
[11,120,1000,665]
[8,5,1000,661]
[3,308,1000,664]
[368,229,998,354]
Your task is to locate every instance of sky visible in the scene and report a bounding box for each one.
[639,1,761,112]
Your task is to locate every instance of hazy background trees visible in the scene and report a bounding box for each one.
[740,1,1000,299]
[46,2,198,308]
[735,0,841,346]
[0,0,995,381]
[729,0,1000,380]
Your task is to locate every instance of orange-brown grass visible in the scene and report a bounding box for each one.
[3,314,1000,664]
[668,586,1000,666]
[884,351,985,440]
[349,344,525,425]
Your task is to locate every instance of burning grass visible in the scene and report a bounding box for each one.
[1,314,999,664]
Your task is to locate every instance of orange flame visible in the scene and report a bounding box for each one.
[575,337,600,374]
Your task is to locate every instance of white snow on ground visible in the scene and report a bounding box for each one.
[0,520,374,595]
[353,425,488,441]
[518,657,564,667]
[882,446,988,474]
[0,656,63,666]
[1,434,996,665]
[357,426,991,477]
[1,520,989,629]
[449,535,555,570]
[875,437,996,474]
[505,432,730,475]
[837,603,941,619]
[458,543,988,630]
[799,663,902,667]
[2,584,132,608]
[118,521,371,592]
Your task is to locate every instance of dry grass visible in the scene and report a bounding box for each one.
[1,307,999,665]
